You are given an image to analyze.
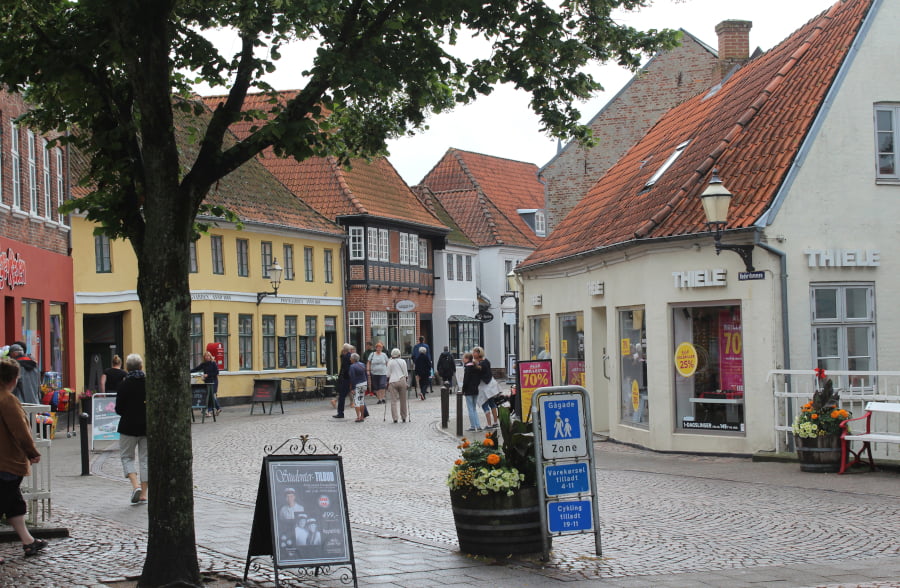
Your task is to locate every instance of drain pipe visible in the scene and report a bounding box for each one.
[755,234,793,451]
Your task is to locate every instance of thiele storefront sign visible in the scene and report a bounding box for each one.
[672,269,726,289]
[804,249,880,267]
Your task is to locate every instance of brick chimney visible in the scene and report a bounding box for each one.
[715,20,752,79]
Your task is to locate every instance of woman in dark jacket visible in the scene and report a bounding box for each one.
[191,351,220,416]
[461,352,482,431]
[115,353,148,505]
[333,343,353,418]
[473,346,497,428]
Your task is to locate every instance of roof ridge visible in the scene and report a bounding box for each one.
[633,2,840,239]
[453,150,505,245]
[330,156,369,215]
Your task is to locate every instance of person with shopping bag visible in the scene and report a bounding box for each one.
[473,346,500,429]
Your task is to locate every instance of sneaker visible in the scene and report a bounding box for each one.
[131,487,142,504]
[466,426,478,432]
[23,539,47,557]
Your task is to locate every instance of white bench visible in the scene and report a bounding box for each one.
[839,401,900,474]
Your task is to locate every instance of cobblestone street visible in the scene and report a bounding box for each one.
[1,394,899,587]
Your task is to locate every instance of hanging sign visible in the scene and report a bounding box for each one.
[395,300,416,311]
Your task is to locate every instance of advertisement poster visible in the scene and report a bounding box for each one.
[566,360,585,387]
[267,458,351,566]
[718,311,744,393]
[517,360,551,421]
[91,393,120,445]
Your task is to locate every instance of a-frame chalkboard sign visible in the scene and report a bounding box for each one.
[244,436,357,587]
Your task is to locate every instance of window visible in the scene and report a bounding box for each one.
[419,239,428,268]
[238,314,253,370]
[559,313,584,386]
[236,239,249,277]
[262,315,276,370]
[368,227,379,260]
[27,130,37,213]
[369,311,387,353]
[644,140,690,190]
[11,122,20,208]
[875,104,900,180]
[283,244,295,280]
[399,312,416,357]
[456,255,463,280]
[349,311,365,354]
[189,241,198,273]
[535,211,546,236]
[349,227,364,260]
[446,253,455,280]
[304,246,314,282]
[55,149,64,223]
[619,308,648,427]
[213,313,229,368]
[304,316,317,366]
[812,284,876,388]
[42,140,51,219]
[94,235,111,273]
[409,235,419,266]
[0,114,3,205]
[399,233,410,264]
[211,235,224,274]
[465,255,473,281]
[674,305,745,433]
[284,315,298,368]
[324,249,334,283]
[379,229,389,262]
[190,314,204,368]
[261,241,273,278]
[529,316,550,360]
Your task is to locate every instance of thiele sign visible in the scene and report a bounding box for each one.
[804,249,880,267]
[672,269,726,289]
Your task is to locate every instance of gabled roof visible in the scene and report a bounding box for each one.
[70,100,343,238]
[411,185,476,248]
[416,148,545,248]
[523,0,872,269]
[203,92,447,233]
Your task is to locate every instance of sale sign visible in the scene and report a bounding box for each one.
[518,360,552,422]
[718,310,744,393]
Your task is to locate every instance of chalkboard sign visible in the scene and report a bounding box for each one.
[191,383,210,409]
[251,379,284,415]
[245,454,357,586]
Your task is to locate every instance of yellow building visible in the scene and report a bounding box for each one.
[72,133,346,403]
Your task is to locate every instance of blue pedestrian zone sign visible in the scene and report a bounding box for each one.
[544,462,590,497]
[539,394,587,460]
[547,500,593,533]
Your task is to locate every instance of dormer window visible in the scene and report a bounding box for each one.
[643,140,690,190]
[535,211,546,236]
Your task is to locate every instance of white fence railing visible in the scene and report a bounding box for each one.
[769,370,900,460]
[21,403,53,524]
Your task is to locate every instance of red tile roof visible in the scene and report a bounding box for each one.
[417,149,545,248]
[203,92,446,232]
[523,0,871,268]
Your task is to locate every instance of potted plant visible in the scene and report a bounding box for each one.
[447,406,547,556]
[792,369,850,473]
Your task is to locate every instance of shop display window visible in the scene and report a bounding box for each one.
[673,305,744,433]
[619,308,648,427]
[529,316,550,361]
[558,313,584,386]
[49,303,66,381]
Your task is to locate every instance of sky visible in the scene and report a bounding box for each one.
[198,0,838,185]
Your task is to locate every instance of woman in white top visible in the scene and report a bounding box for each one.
[386,348,409,423]
[367,341,390,405]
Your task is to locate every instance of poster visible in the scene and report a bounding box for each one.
[91,393,120,443]
[566,360,585,387]
[517,360,551,421]
[267,457,351,566]
[718,310,744,393]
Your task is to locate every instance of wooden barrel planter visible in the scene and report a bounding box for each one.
[795,435,841,473]
[450,486,548,556]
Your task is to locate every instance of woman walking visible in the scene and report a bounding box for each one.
[473,346,498,429]
[349,353,368,422]
[100,354,127,394]
[0,357,48,561]
[386,348,409,423]
[367,342,389,405]
[461,352,482,431]
[191,350,221,416]
[115,353,148,504]
[332,343,353,418]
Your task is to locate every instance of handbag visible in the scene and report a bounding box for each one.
[478,377,500,399]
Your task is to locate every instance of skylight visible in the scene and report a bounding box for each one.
[643,140,690,190]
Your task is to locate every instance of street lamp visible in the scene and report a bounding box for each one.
[699,170,755,272]
[501,269,520,384]
[256,258,284,305]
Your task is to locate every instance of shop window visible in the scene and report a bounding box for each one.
[619,308,648,427]
[389,312,400,354]
[213,313,229,368]
[21,299,43,368]
[558,313,584,386]
[811,284,875,388]
[529,316,551,361]
[349,310,365,354]
[368,311,385,353]
[49,303,66,380]
[399,312,416,357]
[238,314,253,370]
[262,315,276,369]
[673,305,744,433]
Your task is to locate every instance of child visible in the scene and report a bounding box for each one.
[0,357,48,562]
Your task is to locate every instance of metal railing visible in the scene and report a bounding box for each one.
[769,369,900,459]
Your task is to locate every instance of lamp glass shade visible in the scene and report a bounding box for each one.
[269,259,284,286]
[699,182,732,225]
[506,269,516,293]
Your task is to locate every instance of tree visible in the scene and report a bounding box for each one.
[0,1,677,585]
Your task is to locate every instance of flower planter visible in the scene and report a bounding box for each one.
[795,435,841,473]
[450,485,548,556]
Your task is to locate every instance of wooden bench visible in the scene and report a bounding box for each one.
[839,401,900,474]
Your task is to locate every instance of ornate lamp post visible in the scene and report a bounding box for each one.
[256,258,284,305]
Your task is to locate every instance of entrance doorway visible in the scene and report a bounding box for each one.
[82,312,124,394]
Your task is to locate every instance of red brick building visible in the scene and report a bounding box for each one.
[0,89,74,388]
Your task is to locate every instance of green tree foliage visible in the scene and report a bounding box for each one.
[0,1,677,585]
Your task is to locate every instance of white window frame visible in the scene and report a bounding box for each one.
[55,148,64,223]
[27,130,37,214]
[446,253,454,280]
[11,121,20,208]
[348,311,365,328]
[811,283,876,388]
[367,227,379,261]
[875,104,900,182]
[42,140,51,219]
[349,226,364,260]
[644,140,690,189]
[379,229,389,262]
[399,233,410,264]
[535,211,546,236]
[419,239,428,268]
[465,255,473,281]
[409,235,419,266]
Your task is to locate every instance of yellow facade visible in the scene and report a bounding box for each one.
[73,215,346,401]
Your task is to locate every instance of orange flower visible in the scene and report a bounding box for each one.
[455,459,463,465]
[486,454,500,465]
[811,414,819,419]
[483,438,495,447]
[462,441,470,448]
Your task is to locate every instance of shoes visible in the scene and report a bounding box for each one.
[332,414,344,419]
[23,539,47,557]
[487,423,499,429]
[131,487,142,504]
[354,418,365,422]
[466,426,480,432]
[138,498,148,504]
[418,392,425,401]
[214,409,222,416]
[393,420,398,423]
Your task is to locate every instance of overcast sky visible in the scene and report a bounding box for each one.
[198,0,838,185]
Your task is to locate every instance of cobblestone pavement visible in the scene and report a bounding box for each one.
[1,392,899,587]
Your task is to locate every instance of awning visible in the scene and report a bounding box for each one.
[448,315,480,322]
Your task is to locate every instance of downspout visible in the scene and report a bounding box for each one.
[754,234,793,450]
